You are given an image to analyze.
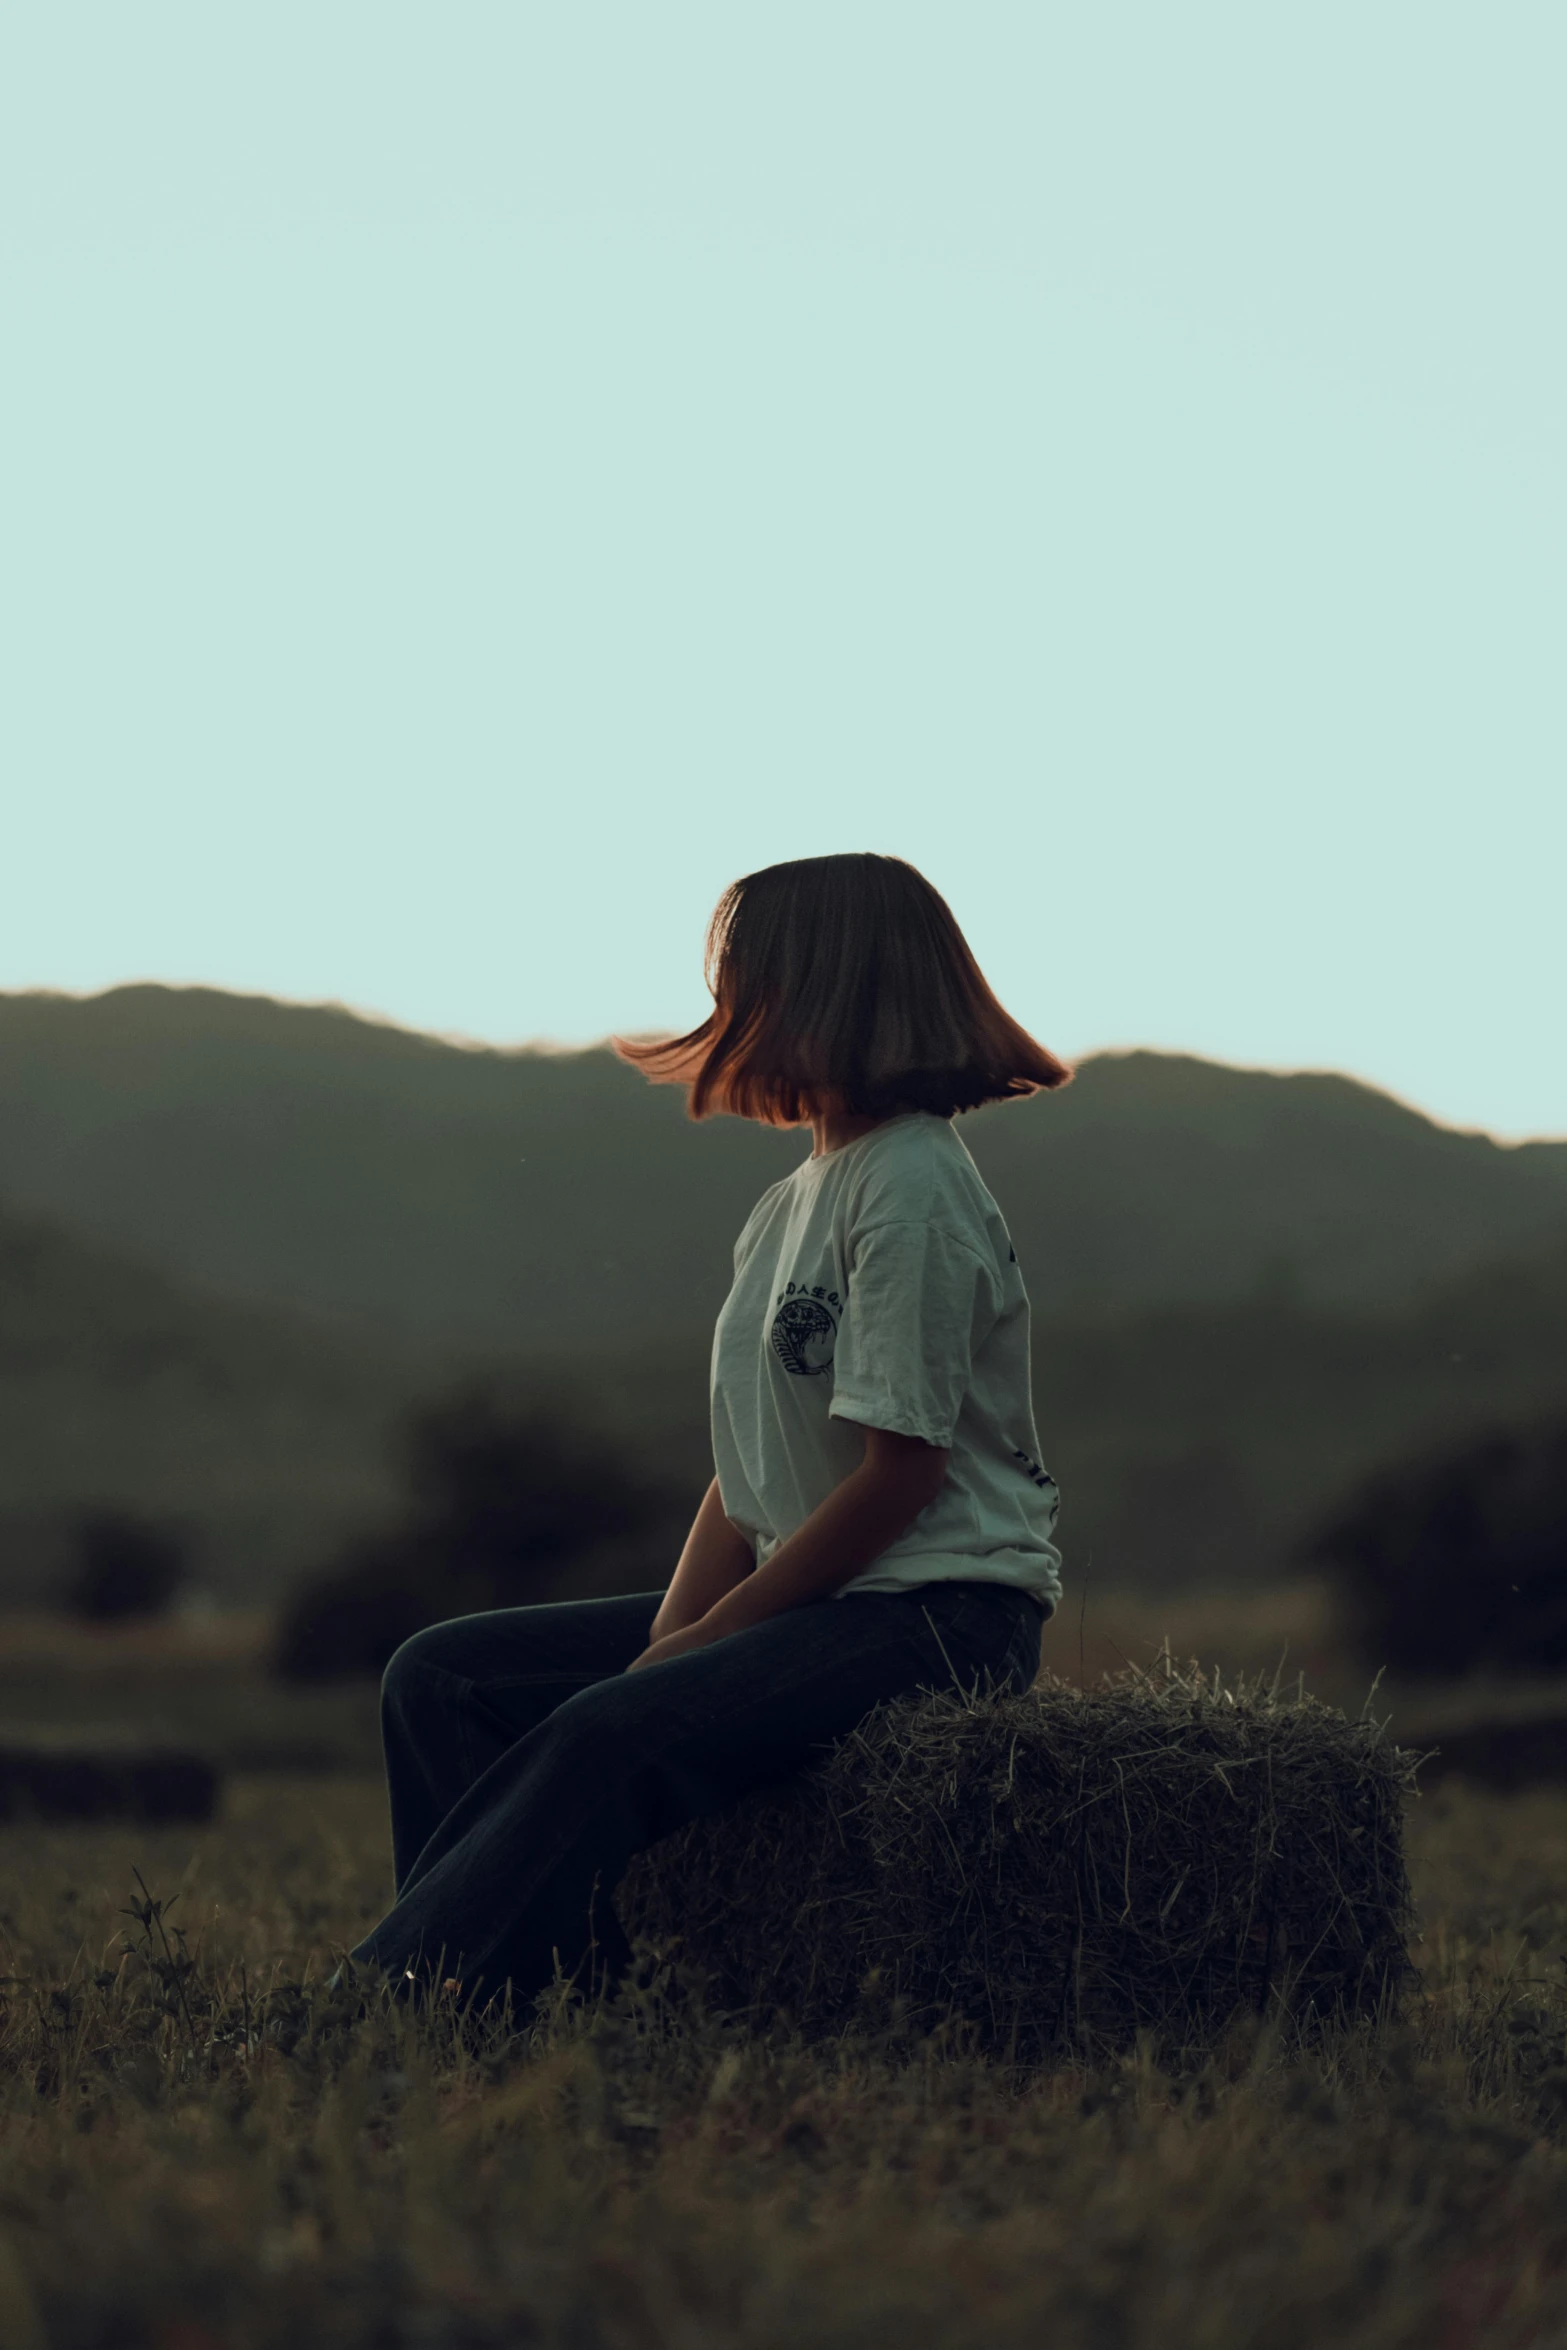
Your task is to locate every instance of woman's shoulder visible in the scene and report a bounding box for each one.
[733,1159,812,1257]
[842,1114,1000,1235]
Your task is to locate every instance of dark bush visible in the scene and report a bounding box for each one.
[272,1540,441,1683]
[401,1385,667,1574]
[275,1386,678,1680]
[0,1742,219,1823]
[1307,1419,1567,1677]
[63,1511,189,1622]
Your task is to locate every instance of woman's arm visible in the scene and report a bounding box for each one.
[628,1426,947,1670]
[648,1478,756,1643]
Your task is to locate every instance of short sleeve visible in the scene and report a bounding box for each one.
[829,1220,1002,1447]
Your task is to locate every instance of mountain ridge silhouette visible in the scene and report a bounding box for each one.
[4,1047,1566,1605]
[1,984,1563,1349]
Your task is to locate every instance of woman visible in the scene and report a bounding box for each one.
[350,853,1070,2004]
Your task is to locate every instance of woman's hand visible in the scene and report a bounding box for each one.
[626,1618,725,1673]
[631,1431,948,1668]
[647,1480,755,1648]
[687,1424,949,1643]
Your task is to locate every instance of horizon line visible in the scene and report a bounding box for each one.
[4,975,1565,1152]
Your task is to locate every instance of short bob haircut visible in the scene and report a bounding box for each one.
[616,853,1071,1124]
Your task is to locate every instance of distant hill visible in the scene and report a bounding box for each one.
[0,986,1564,1348]
[0,1192,716,1608]
[0,1198,422,1602]
[969,1049,1567,1312]
[1032,1233,1567,1589]
[2,984,1565,1612]
[2,1171,1564,1609]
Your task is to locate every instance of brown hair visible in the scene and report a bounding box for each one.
[615,853,1071,1123]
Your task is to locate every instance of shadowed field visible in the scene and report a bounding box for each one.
[1,1631,1565,2347]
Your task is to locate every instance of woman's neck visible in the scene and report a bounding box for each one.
[808,1109,898,1160]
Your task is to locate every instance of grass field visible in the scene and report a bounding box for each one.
[2,1622,1566,2348]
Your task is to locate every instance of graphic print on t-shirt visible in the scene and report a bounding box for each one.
[769,1279,842,1377]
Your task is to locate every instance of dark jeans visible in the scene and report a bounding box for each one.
[351,1580,1043,2004]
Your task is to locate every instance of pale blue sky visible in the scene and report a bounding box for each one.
[2,3,1562,1136]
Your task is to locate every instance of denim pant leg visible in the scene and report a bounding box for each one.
[353,1581,1041,2004]
[379,1592,663,1891]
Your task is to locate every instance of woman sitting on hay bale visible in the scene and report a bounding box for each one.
[349,852,1072,2009]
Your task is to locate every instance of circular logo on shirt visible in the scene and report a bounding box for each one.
[770,1293,838,1377]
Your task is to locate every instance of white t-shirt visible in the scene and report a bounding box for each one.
[710,1112,1063,1611]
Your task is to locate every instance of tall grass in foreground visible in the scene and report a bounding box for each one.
[0,1777,1565,2349]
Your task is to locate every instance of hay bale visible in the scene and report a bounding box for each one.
[620,1660,1416,2058]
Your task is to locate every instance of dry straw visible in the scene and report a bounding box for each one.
[621,1655,1418,2059]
